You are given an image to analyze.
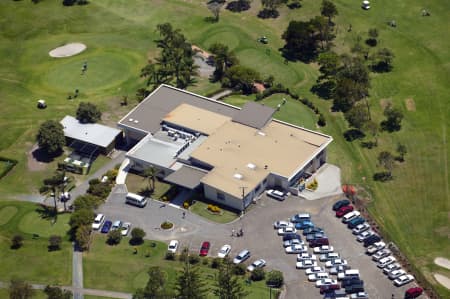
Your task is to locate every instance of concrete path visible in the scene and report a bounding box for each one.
[210,89,232,100]
[298,164,343,200]
[116,158,131,184]
[72,243,84,299]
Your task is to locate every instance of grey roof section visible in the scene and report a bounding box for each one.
[61,115,121,148]
[231,102,276,129]
[164,165,208,189]
[118,85,239,134]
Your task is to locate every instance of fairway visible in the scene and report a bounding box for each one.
[0,0,448,296]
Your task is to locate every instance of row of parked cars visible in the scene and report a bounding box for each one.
[274,213,368,299]
[92,213,131,236]
[333,199,423,298]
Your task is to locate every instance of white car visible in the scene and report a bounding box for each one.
[350,292,369,299]
[273,220,294,229]
[315,278,338,288]
[283,238,304,248]
[319,252,340,262]
[121,222,131,236]
[313,245,334,254]
[297,252,317,261]
[285,244,307,254]
[266,189,285,200]
[167,240,179,253]
[383,262,401,274]
[305,266,326,275]
[342,211,361,223]
[217,244,231,258]
[329,265,350,275]
[366,241,386,255]
[111,220,122,230]
[372,248,391,261]
[325,258,348,268]
[377,256,396,268]
[388,269,406,280]
[278,226,297,235]
[233,249,250,264]
[296,259,317,269]
[308,272,329,282]
[247,259,266,272]
[356,230,375,242]
[92,214,105,230]
[352,223,370,235]
[393,274,414,286]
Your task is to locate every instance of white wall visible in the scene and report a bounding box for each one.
[203,184,244,211]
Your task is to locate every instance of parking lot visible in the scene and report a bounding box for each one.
[98,190,419,299]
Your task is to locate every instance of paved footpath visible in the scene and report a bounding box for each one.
[73,243,84,299]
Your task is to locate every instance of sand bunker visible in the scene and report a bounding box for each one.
[49,43,86,58]
[434,273,450,290]
[435,257,450,270]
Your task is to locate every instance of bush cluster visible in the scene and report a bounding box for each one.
[207,204,221,213]
[307,178,318,190]
[161,221,173,229]
[183,201,190,209]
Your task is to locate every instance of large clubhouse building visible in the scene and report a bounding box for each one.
[118,85,332,211]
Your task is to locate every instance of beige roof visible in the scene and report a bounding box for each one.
[162,104,231,136]
[191,120,331,198]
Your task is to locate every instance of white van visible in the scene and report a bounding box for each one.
[342,211,361,223]
[338,269,360,280]
[125,193,148,208]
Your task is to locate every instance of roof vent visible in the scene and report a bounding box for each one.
[129,118,134,122]
[134,120,139,123]
[247,163,256,170]
[233,173,243,180]
[258,131,266,136]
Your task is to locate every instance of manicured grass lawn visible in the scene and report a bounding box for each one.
[0,201,71,285]
[84,234,279,297]
[189,199,239,224]
[125,172,172,199]
[0,288,47,299]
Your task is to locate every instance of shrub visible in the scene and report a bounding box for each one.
[232,263,246,275]
[188,255,200,265]
[226,0,251,12]
[161,221,173,229]
[211,258,222,269]
[107,229,122,245]
[48,235,62,251]
[202,258,209,266]
[373,171,393,182]
[318,114,326,127]
[183,201,190,209]
[11,234,24,249]
[266,270,284,288]
[87,182,111,199]
[251,268,265,281]
[165,252,175,260]
[257,9,280,19]
[179,247,189,262]
[104,169,118,181]
[130,227,146,245]
[207,204,221,213]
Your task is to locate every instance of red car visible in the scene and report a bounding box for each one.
[336,205,354,218]
[319,283,340,294]
[405,287,423,299]
[199,241,210,256]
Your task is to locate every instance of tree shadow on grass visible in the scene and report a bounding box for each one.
[35,204,57,222]
[343,129,365,142]
[310,81,335,100]
[32,147,61,163]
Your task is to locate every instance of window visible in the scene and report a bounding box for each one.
[217,192,225,201]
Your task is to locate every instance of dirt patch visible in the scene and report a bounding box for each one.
[253,82,266,93]
[405,98,416,111]
[49,43,86,58]
[435,257,450,270]
[434,225,450,239]
[27,144,48,172]
[433,273,450,290]
[379,98,392,110]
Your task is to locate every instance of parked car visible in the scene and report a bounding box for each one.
[363,235,381,247]
[121,222,131,236]
[285,244,307,254]
[303,227,324,236]
[319,284,341,294]
[217,244,231,258]
[282,233,301,242]
[342,211,361,223]
[199,241,210,256]
[319,252,340,262]
[296,259,318,269]
[297,252,317,261]
[168,240,179,253]
[266,189,286,200]
[273,220,294,229]
[278,226,297,236]
[332,199,351,211]
[308,272,329,282]
[329,265,351,275]
[342,278,363,288]
[309,237,329,247]
[247,259,266,272]
[366,241,386,255]
[350,292,369,299]
[92,214,105,230]
[305,266,325,275]
[336,205,354,217]
[352,223,370,235]
[290,213,311,223]
[101,220,112,233]
[377,256,397,268]
[325,259,348,268]
[347,217,365,229]
[372,248,391,261]
[111,220,122,231]
[356,230,375,242]
[388,269,407,280]
[393,274,414,286]
[383,262,401,274]
[295,220,315,230]
[313,245,334,254]
[283,238,304,248]
[345,283,364,294]
[315,278,338,288]
[404,287,423,299]
[306,232,326,242]
[338,269,360,281]
[233,250,250,264]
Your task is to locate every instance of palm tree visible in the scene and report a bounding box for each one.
[142,166,157,191]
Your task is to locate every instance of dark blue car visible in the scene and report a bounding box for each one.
[303,227,324,236]
[101,220,112,233]
[295,220,314,230]
[332,199,350,211]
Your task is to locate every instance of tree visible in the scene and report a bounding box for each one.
[250,268,265,281]
[207,1,225,22]
[366,28,378,46]
[223,65,260,94]
[282,20,318,62]
[130,227,146,245]
[43,170,66,212]
[133,267,167,299]
[11,235,24,249]
[36,120,65,156]
[259,0,284,18]
[266,270,284,288]
[378,151,395,173]
[209,43,239,81]
[371,48,395,72]
[344,104,369,129]
[107,229,122,245]
[76,102,101,123]
[225,0,252,12]
[310,15,334,50]
[214,258,248,299]
[363,120,379,146]
[48,235,62,251]
[136,88,150,102]
[317,51,340,80]
[142,167,157,191]
[69,208,94,230]
[396,143,407,162]
[380,103,403,132]
[320,0,338,24]
[175,260,207,299]
[9,279,34,299]
[73,194,102,211]
[75,225,91,250]
[43,285,71,299]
